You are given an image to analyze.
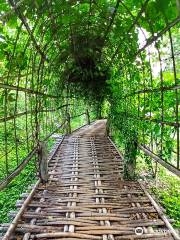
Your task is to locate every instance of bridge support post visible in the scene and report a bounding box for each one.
[124,133,138,180]
[38,141,48,183]
[106,118,110,136]
[96,103,102,119]
[86,109,90,125]
[66,112,71,134]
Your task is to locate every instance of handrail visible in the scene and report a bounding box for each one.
[0,104,70,123]
[0,120,67,191]
[70,110,94,119]
[0,148,37,191]
[70,112,86,118]
[138,144,180,177]
[1,134,66,240]
[0,109,93,191]
[0,82,58,98]
[108,135,180,177]
[43,121,66,142]
[139,181,180,240]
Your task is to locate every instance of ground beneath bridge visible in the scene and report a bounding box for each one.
[2,120,177,240]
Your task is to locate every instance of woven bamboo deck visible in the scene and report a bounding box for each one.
[1,120,179,240]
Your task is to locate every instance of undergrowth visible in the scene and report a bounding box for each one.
[0,160,37,223]
[136,156,180,228]
[150,171,180,228]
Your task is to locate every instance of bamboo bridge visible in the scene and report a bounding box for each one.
[0,0,180,239]
[1,120,179,240]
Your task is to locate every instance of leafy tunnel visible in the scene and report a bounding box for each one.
[0,0,179,223]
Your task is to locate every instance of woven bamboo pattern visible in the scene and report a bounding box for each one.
[1,120,177,240]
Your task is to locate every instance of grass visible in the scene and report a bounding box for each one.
[0,136,57,224]
[0,160,37,223]
[136,155,180,228]
[150,170,180,228]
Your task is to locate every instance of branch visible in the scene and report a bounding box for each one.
[103,0,122,40]
[8,0,47,61]
[0,82,58,98]
[136,16,180,56]
[0,105,70,123]
[111,0,150,60]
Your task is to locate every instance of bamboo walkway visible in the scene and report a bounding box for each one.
[1,120,179,240]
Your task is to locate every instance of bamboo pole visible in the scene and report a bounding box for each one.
[138,144,180,177]
[39,142,48,183]
[139,181,180,240]
[2,180,40,240]
[0,148,37,191]
[86,109,90,125]
[66,113,71,134]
